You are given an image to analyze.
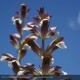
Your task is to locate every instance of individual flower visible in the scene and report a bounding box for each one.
[46,37,64,54]
[17,63,42,76]
[18,44,31,62]
[46,26,59,38]
[42,54,52,75]
[18,50,26,62]
[11,33,21,40]
[8,60,20,74]
[20,35,42,57]
[23,22,41,39]
[10,34,19,49]
[55,41,67,49]
[48,66,61,76]
[12,16,22,25]
[0,53,20,75]
[19,63,35,75]
[18,35,38,62]
[21,3,26,19]
[12,16,22,34]
[0,53,16,61]
[23,22,36,30]
[40,18,50,39]
[48,66,67,76]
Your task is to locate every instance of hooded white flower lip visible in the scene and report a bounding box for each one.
[61,70,67,75]
[0,53,14,61]
[39,16,50,27]
[23,22,36,31]
[12,34,21,39]
[12,17,22,25]
[29,35,38,40]
[56,41,67,49]
[50,27,57,31]
[0,56,8,61]
[22,44,31,50]
[23,26,32,30]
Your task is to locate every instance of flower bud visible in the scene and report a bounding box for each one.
[21,3,26,19]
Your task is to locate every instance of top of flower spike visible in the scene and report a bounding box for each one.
[37,7,44,16]
[33,7,52,24]
[16,3,30,20]
[20,3,30,20]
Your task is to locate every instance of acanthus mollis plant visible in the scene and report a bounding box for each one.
[0,3,71,80]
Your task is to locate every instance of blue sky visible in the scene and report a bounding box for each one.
[0,0,80,75]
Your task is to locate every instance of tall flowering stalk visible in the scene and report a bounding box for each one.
[0,3,70,80]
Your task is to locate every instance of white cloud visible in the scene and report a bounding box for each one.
[69,19,76,29]
[77,12,80,25]
[68,11,80,30]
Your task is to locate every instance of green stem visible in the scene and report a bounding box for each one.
[42,39,45,76]
[18,20,24,63]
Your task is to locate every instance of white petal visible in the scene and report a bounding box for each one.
[26,63,33,66]
[12,17,22,25]
[41,56,44,59]
[18,19,22,24]
[7,54,14,58]
[17,71,25,75]
[50,27,57,31]
[51,58,54,64]
[39,19,47,27]
[23,27,32,30]
[22,44,31,50]
[0,56,8,61]
[62,70,67,75]
[56,41,67,49]
[0,53,14,61]
[12,17,14,21]
[29,36,38,40]
[13,34,20,38]
[8,61,13,68]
